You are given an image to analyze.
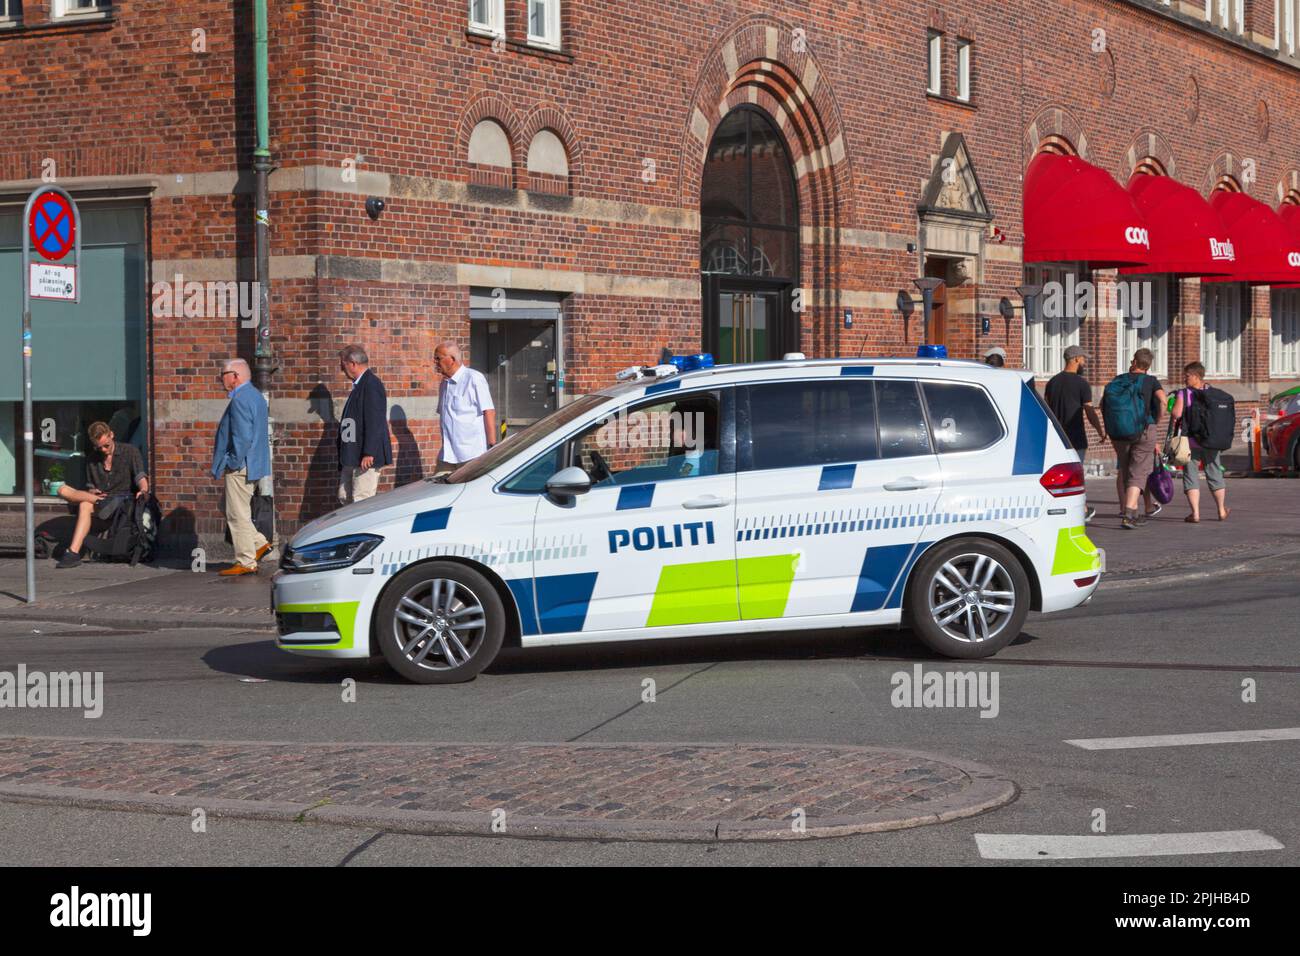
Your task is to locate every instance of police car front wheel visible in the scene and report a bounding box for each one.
[376,562,505,684]
[906,540,1030,659]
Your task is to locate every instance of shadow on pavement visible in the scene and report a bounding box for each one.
[201,623,1046,684]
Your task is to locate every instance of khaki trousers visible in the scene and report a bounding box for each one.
[338,465,381,505]
[224,468,268,569]
[434,458,459,476]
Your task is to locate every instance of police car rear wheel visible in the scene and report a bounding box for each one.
[907,540,1029,659]
[377,562,505,684]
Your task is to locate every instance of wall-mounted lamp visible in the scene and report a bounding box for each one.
[365,197,386,220]
[913,277,944,345]
[1015,283,1044,324]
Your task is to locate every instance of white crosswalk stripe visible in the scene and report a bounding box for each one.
[1065,727,1300,750]
[975,830,1284,860]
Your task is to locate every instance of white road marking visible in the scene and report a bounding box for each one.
[1065,727,1300,750]
[975,830,1284,860]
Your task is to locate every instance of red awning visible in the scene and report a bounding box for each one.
[1203,191,1300,285]
[1275,203,1300,289]
[1119,174,1236,277]
[1023,152,1152,268]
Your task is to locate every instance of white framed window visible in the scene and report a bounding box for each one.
[1280,0,1300,55]
[1271,289,1300,377]
[527,0,561,48]
[956,40,972,101]
[1206,0,1245,33]
[0,1,21,23]
[54,0,110,16]
[927,31,942,95]
[468,0,504,37]
[1023,263,1084,378]
[1201,282,1244,377]
[1117,276,1170,378]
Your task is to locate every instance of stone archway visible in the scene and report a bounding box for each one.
[679,18,854,358]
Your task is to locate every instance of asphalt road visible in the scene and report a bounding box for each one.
[0,554,1297,866]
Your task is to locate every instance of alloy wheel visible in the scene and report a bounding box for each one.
[925,553,1017,645]
[391,578,488,671]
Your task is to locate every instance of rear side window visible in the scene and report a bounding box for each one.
[747,380,877,470]
[876,380,933,459]
[922,382,1004,453]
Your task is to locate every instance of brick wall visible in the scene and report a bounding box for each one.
[2,0,1298,546]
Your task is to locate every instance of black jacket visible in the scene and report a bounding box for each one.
[337,369,393,468]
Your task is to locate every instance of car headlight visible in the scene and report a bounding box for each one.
[280,534,383,573]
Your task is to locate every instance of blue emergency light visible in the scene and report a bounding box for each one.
[916,345,949,359]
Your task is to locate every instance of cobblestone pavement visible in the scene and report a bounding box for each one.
[0,736,1014,841]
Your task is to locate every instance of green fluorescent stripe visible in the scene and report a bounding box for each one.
[647,554,800,626]
[738,554,798,620]
[276,601,361,650]
[647,559,739,627]
[1051,526,1101,576]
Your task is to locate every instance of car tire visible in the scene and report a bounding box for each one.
[906,539,1031,660]
[375,561,505,684]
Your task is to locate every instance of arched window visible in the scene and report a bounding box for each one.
[700,108,797,280]
[526,129,570,195]
[467,119,512,188]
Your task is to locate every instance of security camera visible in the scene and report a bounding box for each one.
[365,197,386,220]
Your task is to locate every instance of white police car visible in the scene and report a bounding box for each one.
[272,354,1103,683]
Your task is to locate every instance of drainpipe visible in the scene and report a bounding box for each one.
[252,0,277,539]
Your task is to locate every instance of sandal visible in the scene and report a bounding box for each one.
[1184,515,1200,523]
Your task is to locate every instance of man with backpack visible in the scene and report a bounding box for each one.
[1172,361,1233,523]
[1103,348,1167,530]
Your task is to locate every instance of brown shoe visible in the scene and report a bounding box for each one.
[255,542,273,562]
[219,563,258,576]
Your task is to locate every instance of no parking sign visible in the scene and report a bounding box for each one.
[19,185,84,604]
[26,188,80,302]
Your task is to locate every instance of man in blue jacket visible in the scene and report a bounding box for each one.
[211,358,271,575]
[336,344,392,504]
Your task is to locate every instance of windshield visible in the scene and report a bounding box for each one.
[442,393,609,484]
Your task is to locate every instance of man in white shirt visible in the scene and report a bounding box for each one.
[434,342,497,473]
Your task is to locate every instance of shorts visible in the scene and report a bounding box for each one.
[1112,425,1158,493]
[1182,447,1225,493]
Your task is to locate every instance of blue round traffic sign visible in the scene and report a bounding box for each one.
[29,191,76,262]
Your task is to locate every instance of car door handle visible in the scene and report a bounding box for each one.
[883,478,931,492]
[682,495,731,509]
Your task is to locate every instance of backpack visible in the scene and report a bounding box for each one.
[1184,386,1236,451]
[1101,373,1151,442]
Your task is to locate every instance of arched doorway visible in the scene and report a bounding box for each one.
[700,107,799,363]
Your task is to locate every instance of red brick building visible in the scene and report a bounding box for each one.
[2,0,1299,549]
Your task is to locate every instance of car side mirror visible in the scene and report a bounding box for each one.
[545,466,592,500]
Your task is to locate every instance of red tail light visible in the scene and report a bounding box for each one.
[1040,461,1085,497]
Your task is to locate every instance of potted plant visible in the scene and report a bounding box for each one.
[45,464,65,497]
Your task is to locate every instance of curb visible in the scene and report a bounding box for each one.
[0,743,1018,843]
[0,609,275,631]
[1100,544,1300,585]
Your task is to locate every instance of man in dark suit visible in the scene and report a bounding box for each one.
[337,344,392,504]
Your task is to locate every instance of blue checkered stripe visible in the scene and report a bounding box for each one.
[736,497,1042,543]
[375,535,589,577]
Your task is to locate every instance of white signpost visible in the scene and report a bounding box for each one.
[21,186,82,604]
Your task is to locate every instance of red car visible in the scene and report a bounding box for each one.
[1261,388,1300,471]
